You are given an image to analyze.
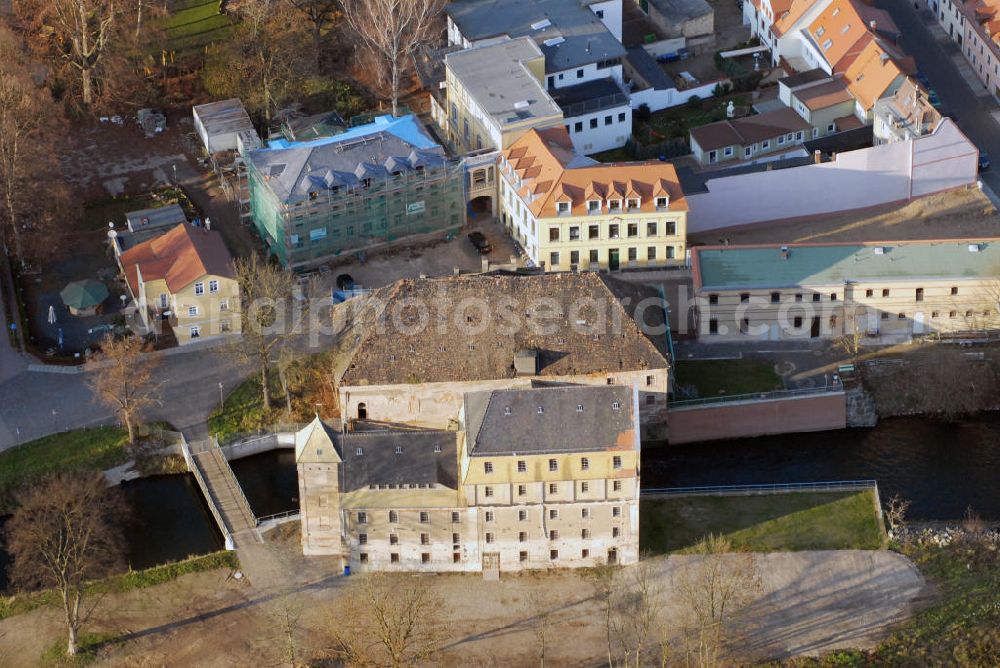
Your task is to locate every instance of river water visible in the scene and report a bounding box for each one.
[3,415,997,591]
[643,413,1000,520]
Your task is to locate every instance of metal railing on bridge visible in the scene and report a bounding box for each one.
[668,384,842,409]
[642,480,878,497]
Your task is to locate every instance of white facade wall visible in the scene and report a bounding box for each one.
[547,62,625,90]
[629,79,722,113]
[565,103,632,154]
[686,120,978,232]
[590,0,624,42]
[936,0,966,40]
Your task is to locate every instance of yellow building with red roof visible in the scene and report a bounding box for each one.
[499,127,688,271]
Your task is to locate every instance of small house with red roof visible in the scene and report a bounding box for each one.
[117,223,241,345]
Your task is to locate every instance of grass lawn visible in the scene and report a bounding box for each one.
[164,0,234,55]
[208,374,284,442]
[673,358,782,398]
[640,490,885,554]
[0,427,130,507]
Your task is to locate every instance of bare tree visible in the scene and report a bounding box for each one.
[89,333,160,446]
[883,493,911,533]
[330,572,445,666]
[230,254,298,411]
[523,591,556,668]
[672,535,762,668]
[342,0,444,116]
[612,562,662,668]
[587,562,620,668]
[204,0,311,128]
[288,0,340,62]
[6,471,125,656]
[0,27,68,268]
[15,0,133,108]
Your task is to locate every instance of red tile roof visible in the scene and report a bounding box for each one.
[120,224,235,295]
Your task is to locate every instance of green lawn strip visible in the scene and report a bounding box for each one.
[208,374,284,442]
[163,0,234,54]
[0,551,239,623]
[642,95,750,142]
[673,358,783,398]
[640,490,885,554]
[0,427,130,507]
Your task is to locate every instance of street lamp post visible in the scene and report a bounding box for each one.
[218,382,224,407]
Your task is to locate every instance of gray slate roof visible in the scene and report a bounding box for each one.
[446,0,626,74]
[465,385,636,456]
[338,430,459,491]
[247,128,448,205]
[446,38,563,128]
[647,0,713,24]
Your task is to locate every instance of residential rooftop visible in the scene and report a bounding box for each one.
[445,38,563,127]
[792,78,853,111]
[124,204,187,234]
[874,78,941,139]
[550,77,627,115]
[689,107,812,152]
[446,0,627,74]
[647,0,713,27]
[503,127,687,218]
[119,223,234,295]
[333,270,670,387]
[464,385,637,456]
[247,115,448,205]
[693,239,1000,290]
[625,46,674,91]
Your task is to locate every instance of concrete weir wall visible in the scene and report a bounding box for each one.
[667,391,847,444]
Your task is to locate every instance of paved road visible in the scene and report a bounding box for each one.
[878,0,1000,194]
[0,342,254,449]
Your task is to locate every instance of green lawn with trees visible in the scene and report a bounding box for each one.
[163,0,234,55]
[640,490,886,553]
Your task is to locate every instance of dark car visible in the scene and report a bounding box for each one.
[980,152,991,171]
[468,231,492,254]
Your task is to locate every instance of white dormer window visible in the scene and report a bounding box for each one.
[557,201,570,214]
[655,196,668,209]
[612,401,621,410]
[587,200,600,213]
[626,198,640,210]
[608,199,622,211]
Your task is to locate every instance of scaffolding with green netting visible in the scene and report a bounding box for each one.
[246,157,466,268]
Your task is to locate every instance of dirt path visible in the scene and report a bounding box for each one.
[0,547,923,666]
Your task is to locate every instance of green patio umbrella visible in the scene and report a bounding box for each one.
[60,279,109,312]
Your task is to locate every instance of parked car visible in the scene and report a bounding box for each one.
[979,152,991,171]
[468,231,492,254]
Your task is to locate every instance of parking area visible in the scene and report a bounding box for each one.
[306,218,522,293]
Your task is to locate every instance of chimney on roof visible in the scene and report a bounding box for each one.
[780,245,790,260]
[880,52,890,65]
[514,349,539,376]
[813,149,822,164]
[870,19,877,31]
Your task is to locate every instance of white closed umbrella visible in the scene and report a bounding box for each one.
[48,305,56,325]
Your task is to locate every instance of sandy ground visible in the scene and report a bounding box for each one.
[0,535,924,666]
[689,187,1000,246]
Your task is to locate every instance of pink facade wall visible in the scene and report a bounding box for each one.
[686,120,979,233]
[667,392,847,444]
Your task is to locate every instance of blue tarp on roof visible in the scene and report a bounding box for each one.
[265,115,438,152]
